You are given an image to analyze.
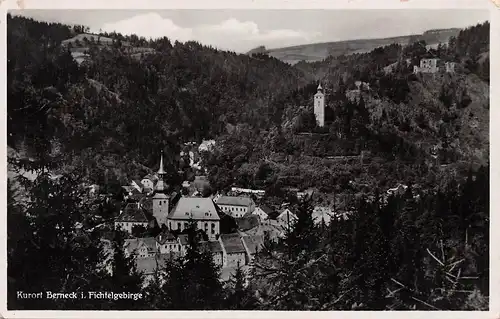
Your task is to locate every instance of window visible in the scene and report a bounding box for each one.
[177,222,181,229]
[159,201,162,206]
[184,222,187,229]
[211,223,215,234]
[169,222,171,229]
[204,223,208,231]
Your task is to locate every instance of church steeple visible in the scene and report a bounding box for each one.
[317,83,323,92]
[157,150,166,176]
[155,150,167,193]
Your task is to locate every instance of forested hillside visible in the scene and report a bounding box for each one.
[7,14,311,185]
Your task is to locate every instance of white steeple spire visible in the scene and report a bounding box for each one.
[317,83,323,91]
[157,150,166,176]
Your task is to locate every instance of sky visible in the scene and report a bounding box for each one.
[11,9,489,52]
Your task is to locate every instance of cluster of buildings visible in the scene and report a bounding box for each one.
[113,149,361,282]
[413,58,456,74]
[124,229,264,278]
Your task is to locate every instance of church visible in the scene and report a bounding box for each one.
[116,151,220,240]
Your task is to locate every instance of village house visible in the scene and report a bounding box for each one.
[114,202,152,233]
[131,179,144,193]
[141,174,159,191]
[241,235,265,264]
[178,234,190,256]
[219,233,247,268]
[312,206,335,226]
[155,229,181,254]
[252,205,273,221]
[123,237,157,259]
[277,208,298,229]
[167,197,221,240]
[135,253,176,285]
[216,196,256,218]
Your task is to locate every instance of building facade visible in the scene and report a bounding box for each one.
[413,58,439,74]
[216,196,255,218]
[219,234,247,268]
[314,83,325,127]
[115,202,150,233]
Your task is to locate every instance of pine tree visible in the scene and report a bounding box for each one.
[103,229,145,309]
[225,262,258,309]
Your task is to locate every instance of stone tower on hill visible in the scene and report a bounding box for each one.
[314,83,325,127]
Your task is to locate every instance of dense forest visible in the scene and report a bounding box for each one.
[6,13,490,310]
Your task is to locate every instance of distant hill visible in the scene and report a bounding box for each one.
[248,28,461,64]
[61,33,156,63]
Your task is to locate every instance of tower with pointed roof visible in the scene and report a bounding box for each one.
[314,83,325,127]
[152,150,169,227]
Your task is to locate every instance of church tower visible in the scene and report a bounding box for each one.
[152,150,169,227]
[314,83,325,127]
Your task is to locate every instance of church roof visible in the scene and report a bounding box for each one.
[116,203,149,222]
[220,233,246,254]
[168,197,220,221]
[216,196,253,207]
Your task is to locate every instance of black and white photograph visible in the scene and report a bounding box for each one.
[4,4,492,313]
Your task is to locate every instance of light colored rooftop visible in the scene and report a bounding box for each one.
[168,197,220,221]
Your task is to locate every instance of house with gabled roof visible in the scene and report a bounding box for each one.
[312,206,334,226]
[277,208,298,229]
[219,233,247,268]
[241,235,265,264]
[131,179,144,193]
[252,205,273,221]
[115,202,151,233]
[167,197,220,240]
[155,229,180,254]
[177,234,190,255]
[216,196,255,218]
[141,174,159,191]
[123,237,157,259]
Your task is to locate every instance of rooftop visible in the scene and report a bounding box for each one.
[178,234,190,246]
[116,203,149,222]
[168,197,220,221]
[156,229,176,244]
[242,235,265,254]
[200,240,224,254]
[216,196,254,207]
[220,233,247,254]
[135,253,178,275]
